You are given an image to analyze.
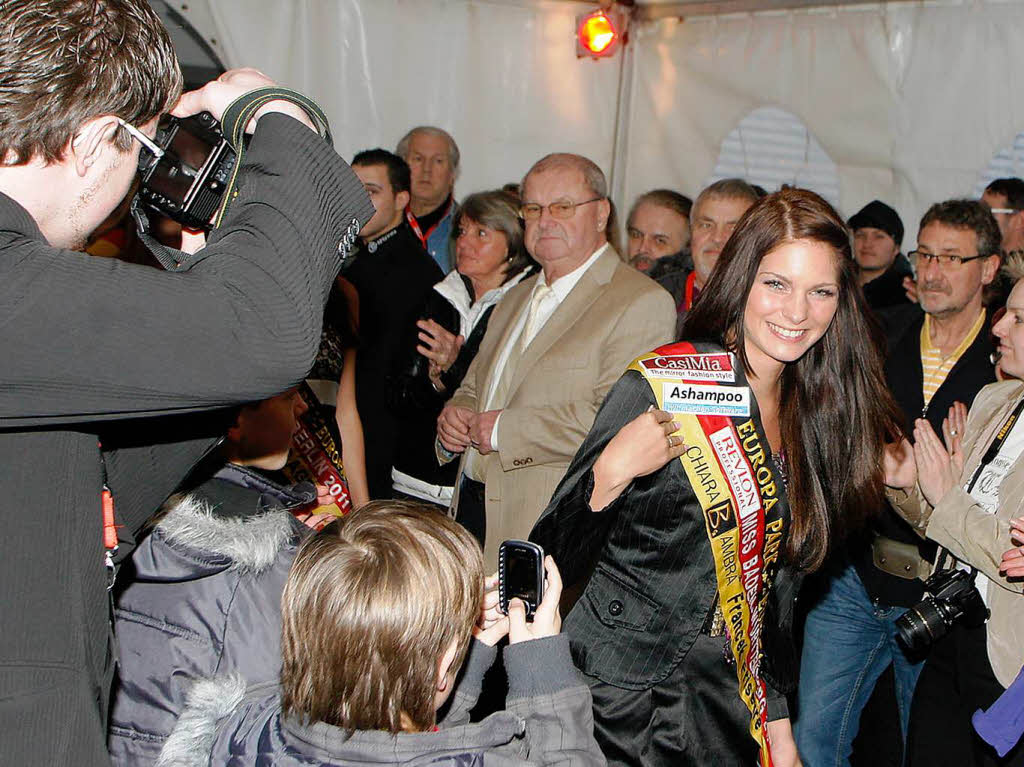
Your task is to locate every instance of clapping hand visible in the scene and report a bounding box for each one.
[942,402,968,475]
[417,319,464,373]
[913,418,958,507]
[999,517,1024,579]
[883,438,916,491]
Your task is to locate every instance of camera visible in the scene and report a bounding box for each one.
[137,112,243,230]
[499,539,545,621]
[895,568,989,653]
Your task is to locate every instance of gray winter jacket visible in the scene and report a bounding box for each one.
[108,465,313,766]
[158,634,605,766]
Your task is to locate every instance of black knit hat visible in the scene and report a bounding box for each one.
[848,200,903,247]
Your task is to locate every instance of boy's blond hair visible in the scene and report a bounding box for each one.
[280,501,484,732]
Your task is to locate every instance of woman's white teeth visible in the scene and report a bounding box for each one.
[769,322,804,339]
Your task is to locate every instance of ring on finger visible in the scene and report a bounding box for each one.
[950,428,958,436]
[666,434,676,448]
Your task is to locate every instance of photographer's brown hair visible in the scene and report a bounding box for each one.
[280,500,484,732]
[0,0,183,165]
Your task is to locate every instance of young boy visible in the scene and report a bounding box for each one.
[109,389,321,765]
[158,502,605,766]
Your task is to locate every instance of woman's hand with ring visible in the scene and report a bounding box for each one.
[590,407,685,511]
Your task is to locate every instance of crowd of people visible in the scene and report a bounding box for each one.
[4,2,1024,766]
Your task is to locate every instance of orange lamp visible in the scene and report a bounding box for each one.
[579,11,616,55]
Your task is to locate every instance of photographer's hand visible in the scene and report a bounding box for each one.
[508,556,562,644]
[171,68,315,132]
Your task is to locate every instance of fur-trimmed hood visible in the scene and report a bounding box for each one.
[155,493,302,574]
[133,466,313,576]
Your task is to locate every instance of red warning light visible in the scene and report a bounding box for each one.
[578,11,617,56]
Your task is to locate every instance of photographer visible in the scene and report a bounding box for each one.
[885,274,1024,766]
[0,2,372,765]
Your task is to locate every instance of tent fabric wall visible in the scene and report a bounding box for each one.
[174,0,1024,235]
[176,0,622,202]
[628,0,1024,231]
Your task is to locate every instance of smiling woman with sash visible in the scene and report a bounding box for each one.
[531,189,902,767]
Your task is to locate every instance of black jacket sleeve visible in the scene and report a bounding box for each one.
[0,113,373,427]
[387,290,458,413]
[438,304,495,395]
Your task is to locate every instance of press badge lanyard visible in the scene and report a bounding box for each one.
[406,197,454,250]
[98,442,118,589]
[682,271,698,312]
[935,394,1024,573]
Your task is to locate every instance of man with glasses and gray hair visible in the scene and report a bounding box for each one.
[437,153,675,567]
[796,199,1002,766]
[0,2,372,764]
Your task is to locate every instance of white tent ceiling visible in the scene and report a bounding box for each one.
[155,0,1024,240]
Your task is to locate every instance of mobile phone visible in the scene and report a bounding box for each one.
[499,539,545,620]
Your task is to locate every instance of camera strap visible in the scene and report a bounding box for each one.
[215,87,332,229]
[132,88,333,271]
[935,394,1024,579]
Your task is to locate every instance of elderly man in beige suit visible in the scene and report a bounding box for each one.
[437,153,676,567]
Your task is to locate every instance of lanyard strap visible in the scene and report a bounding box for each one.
[406,197,454,249]
[683,270,697,311]
[963,395,1024,494]
[214,87,332,230]
[936,394,1024,574]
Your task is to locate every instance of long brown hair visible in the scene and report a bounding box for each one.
[683,188,902,572]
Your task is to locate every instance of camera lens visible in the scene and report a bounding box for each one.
[895,597,952,653]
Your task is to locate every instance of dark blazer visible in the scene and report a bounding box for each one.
[855,306,997,605]
[0,114,372,767]
[389,288,498,489]
[344,223,444,498]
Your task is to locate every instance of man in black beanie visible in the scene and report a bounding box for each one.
[850,199,913,312]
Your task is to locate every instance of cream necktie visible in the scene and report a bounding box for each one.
[520,284,554,351]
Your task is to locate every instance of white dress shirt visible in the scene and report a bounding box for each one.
[485,243,609,450]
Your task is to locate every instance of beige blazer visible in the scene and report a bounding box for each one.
[890,379,1024,687]
[447,246,676,567]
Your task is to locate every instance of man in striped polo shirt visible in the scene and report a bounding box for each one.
[796,199,1003,766]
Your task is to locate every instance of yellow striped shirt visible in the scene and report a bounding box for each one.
[920,309,986,410]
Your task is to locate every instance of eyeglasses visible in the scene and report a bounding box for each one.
[908,250,989,268]
[518,197,603,221]
[116,118,164,173]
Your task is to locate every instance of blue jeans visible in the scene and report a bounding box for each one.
[795,563,924,767]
